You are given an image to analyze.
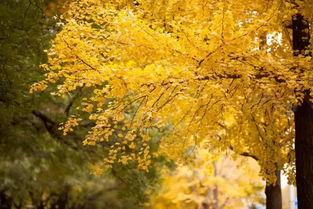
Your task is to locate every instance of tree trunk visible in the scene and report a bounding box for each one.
[265,170,282,209]
[213,161,219,209]
[295,92,313,209]
[292,13,313,209]
[0,191,12,209]
[292,11,313,209]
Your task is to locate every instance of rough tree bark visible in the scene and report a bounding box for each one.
[295,91,313,209]
[292,13,313,209]
[265,170,282,209]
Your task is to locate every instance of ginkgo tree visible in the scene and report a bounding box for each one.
[31,0,313,208]
[149,145,264,209]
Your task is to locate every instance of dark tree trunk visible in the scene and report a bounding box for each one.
[0,191,12,209]
[292,13,313,209]
[265,170,282,209]
[295,92,313,209]
[292,14,310,56]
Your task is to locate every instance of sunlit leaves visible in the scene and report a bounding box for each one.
[32,0,313,181]
[149,147,264,209]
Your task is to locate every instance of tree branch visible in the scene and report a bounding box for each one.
[32,110,79,150]
[229,145,259,161]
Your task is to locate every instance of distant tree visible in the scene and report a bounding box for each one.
[149,146,264,209]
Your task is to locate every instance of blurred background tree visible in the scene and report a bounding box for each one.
[149,145,265,209]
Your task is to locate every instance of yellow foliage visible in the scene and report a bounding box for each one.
[58,115,82,135]
[149,147,264,209]
[32,0,312,181]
